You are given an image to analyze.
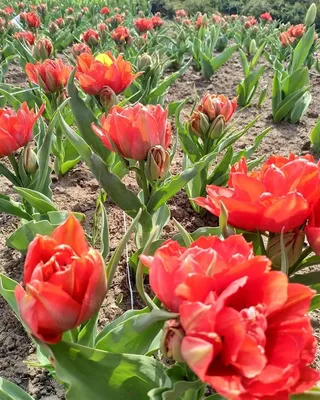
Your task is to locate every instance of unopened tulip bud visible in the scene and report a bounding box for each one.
[33,38,53,61]
[249,39,257,56]
[99,86,118,111]
[22,144,38,174]
[202,13,208,27]
[219,201,235,238]
[305,3,317,26]
[189,111,210,137]
[49,22,58,34]
[137,53,152,71]
[251,25,258,34]
[208,115,225,139]
[161,320,185,362]
[266,230,305,269]
[146,145,170,181]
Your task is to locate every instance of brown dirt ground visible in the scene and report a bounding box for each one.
[1,53,320,399]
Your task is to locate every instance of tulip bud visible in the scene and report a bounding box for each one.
[251,25,258,34]
[137,53,152,71]
[249,39,257,56]
[208,115,225,139]
[161,320,185,362]
[49,22,58,34]
[305,3,317,26]
[146,145,170,181]
[21,144,38,174]
[219,201,235,238]
[33,38,53,61]
[266,230,305,269]
[99,86,118,111]
[189,111,210,137]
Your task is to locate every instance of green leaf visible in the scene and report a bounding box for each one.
[211,44,238,72]
[208,147,233,186]
[0,273,19,316]
[291,388,320,399]
[309,294,320,311]
[6,220,55,253]
[67,70,112,163]
[0,194,32,220]
[251,42,266,70]
[205,395,227,400]
[0,162,22,186]
[14,187,57,214]
[291,25,315,72]
[147,152,216,214]
[238,48,249,76]
[48,341,169,400]
[0,377,35,400]
[200,51,214,80]
[173,218,193,246]
[274,86,311,123]
[99,200,109,260]
[289,91,312,123]
[95,309,163,355]
[310,119,320,151]
[149,59,192,99]
[282,68,309,96]
[272,70,282,116]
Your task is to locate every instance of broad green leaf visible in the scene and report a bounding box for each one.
[0,273,19,316]
[6,220,55,253]
[0,194,32,221]
[200,51,214,80]
[309,294,320,311]
[0,162,22,186]
[211,44,238,72]
[282,68,309,96]
[48,341,170,400]
[95,309,163,355]
[238,48,249,76]
[272,70,282,115]
[208,147,233,186]
[291,388,320,399]
[251,42,266,70]
[14,187,57,214]
[147,152,216,214]
[310,119,320,151]
[205,395,227,400]
[0,377,35,400]
[291,25,315,72]
[99,200,109,260]
[289,91,312,123]
[274,86,311,123]
[67,70,112,163]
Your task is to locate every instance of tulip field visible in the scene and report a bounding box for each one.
[2,0,320,399]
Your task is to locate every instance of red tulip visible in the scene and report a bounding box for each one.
[15,215,107,344]
[0,102,44,157]
[76,51,140,95]
[288,24,306,38]
[72,43,92,57]
[194,154,320,233]
[200,93,237,122]
[92,103,171,161]
[67,7,74,14]
[25,12,41,28]
[260,12,272,22]
[81,29,99,47]
[32,37,53,61]
[305,198,320,255]
[111,26,132,44]
[195,15,208,29]
[151,16,164,28]
[100,6,110,15]
[4,7,14,14]
[55,17,64,28]
[26,59,72,94]
[134,18,154,33]
[176,9,187,18]
[14,31,36,46]
[141,235,318,399]
[280,31,295,46]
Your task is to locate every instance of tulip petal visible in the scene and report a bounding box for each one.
[52,214,89,257]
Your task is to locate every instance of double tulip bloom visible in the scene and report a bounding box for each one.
[92,103,171,161]
[81,29,100,47]
[76,52,140,96]
[26,59,73,94]
[15,215,107,344]
[111,26,132,45]
[260,12,272,22]
[134,18,154,33]
[25,11,41,29]
[14,31,36,46]
[141,235,319,399]
[190,94,237,138]
[195,154,320,233]
[0,102,44,157]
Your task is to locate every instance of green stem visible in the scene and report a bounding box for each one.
[8,154,20,178]
[290,246,313,275]
[70,327,78,343]
[138,160,150,204]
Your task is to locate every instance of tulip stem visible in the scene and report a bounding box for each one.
[139,160,150,204]
[70,327,78,343]
[8,154,20,178]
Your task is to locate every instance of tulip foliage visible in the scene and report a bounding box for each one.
[0,2,320,400]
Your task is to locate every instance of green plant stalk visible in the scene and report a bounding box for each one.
[8,154,20,178]
[139,160,150,204]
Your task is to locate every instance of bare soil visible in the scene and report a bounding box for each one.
[0,54,320,399]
